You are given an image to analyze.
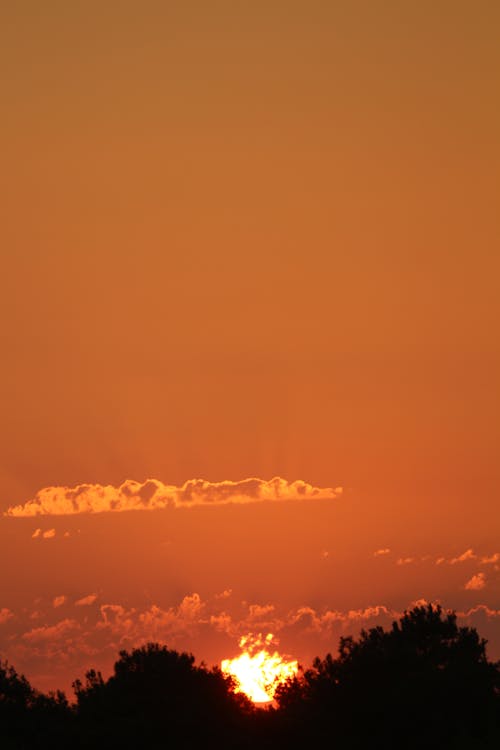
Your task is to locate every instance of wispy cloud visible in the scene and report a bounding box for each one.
[53,596,66,608]
[215,589,233,600]
[374,548,391,556]
[32,528,56,539]
[435,549,500,567]
[96,594,207,644]
[5,477,342,517]
[480,552,500,565]
[458,604,500,618]
[75,594,98,607]
[396,557,414,566]
[450,549,476,565]
[22,618,81,644]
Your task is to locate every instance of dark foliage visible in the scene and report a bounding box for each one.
[0,660,69,749]
[275,604,500,748]
[72,642,254,748]
[1,605,499,749]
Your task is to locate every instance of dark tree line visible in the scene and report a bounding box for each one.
[273,604,500,749]
[0,661,70,749]
[2,605,499,749]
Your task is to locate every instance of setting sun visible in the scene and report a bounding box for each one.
[221,633,298,704]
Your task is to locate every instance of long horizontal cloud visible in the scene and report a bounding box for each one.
[5,477,342,517]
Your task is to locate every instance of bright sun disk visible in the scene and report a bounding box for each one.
[221,633,298,704]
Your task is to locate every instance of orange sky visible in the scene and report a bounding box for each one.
[1,1,499,694]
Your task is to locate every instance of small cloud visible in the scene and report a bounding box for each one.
[481,552,500,565]
[63,531,70,538]
[465,573,486,591]
[450,548,476,565]
[374,548,391,556]
[396,557,414,566]
[344,605,392,621]
[321,550,330,559]
[43,529,56,539]
[75,594,98,606]
[215,589,232,600]
[210,612,233,633]
[32,528,41,538]
[0,608,13,624]
[53,595,66,608]
[435,557,445,565]
[248,604,275,620]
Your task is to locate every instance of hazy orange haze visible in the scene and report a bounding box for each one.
[1,1,499,694]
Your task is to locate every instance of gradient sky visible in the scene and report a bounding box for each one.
[1,1,499,694]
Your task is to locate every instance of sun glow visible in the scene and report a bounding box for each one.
[221,633,298,704]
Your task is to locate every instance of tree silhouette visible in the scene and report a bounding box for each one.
[0,660,70,749]
[275,604,500,748]
[73,642,254,748]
